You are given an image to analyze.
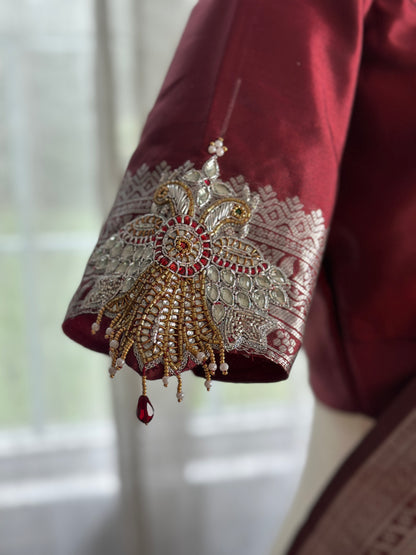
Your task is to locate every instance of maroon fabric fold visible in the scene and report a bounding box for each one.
[304,0,416,417]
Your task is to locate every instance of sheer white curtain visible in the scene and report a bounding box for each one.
[0,2,120,554]
[1,1,312,554]
[96,3,313,554]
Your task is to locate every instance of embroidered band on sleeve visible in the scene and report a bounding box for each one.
[66,140,326,424]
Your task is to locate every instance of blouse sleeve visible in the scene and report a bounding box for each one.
[63,0,366,418]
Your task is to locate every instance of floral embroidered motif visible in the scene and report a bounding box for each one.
[65,140,327,422]
[89,140,292,416]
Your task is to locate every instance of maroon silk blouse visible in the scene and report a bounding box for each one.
[63,0,416,418]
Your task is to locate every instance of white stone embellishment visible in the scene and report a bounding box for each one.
[219,362,229,374]
[253,290,267,309]
[197,186,210,206]
[221,269,234,286]
[203,156,220,178]
[270,288,288,306]
[207,284,219,302]
[196,352,206,363]
[238,275,251,291]
[220,287,233,306]
[204,379,212,390]
[162,375,169,387]
[176,391,184,402]
[109,339,119,349]
[208,362,217,373]
[207,265,219,282]
[237,291,250,309]
[115,358,125,368]
[108,366,117,378]
[208,138,228,157]
[91,322,100,333]
[212,302,226,324]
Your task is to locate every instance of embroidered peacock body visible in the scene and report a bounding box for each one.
[90,140,290,423]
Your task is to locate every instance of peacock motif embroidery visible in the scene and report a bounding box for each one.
[89,139,290,423]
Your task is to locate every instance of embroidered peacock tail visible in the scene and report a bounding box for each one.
[90,139,290,423]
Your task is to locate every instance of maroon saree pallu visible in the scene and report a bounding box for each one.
[288,377,416,555]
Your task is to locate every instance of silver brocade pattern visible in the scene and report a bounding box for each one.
[66,158,327,375]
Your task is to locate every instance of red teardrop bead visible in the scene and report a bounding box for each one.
[136,395,154,425]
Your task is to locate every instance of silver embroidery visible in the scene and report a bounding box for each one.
[66,159,326,376]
